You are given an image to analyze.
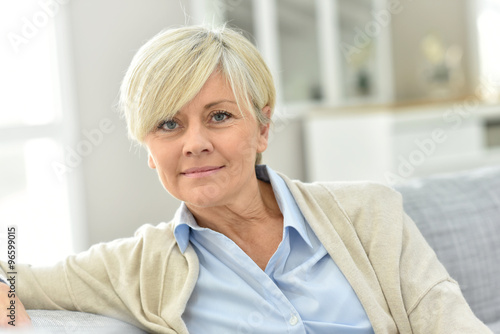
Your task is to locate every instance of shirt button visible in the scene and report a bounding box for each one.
[289,314,298,326]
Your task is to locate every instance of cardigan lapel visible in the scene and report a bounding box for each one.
[281,174,399,333]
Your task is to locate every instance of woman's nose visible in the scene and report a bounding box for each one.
[182,125,214,157]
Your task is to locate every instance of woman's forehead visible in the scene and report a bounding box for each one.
[152,71,253,123]
[177,73,241,111]
[173,99,239,116]
[197,71,235,98]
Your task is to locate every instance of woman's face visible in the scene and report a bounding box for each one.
[144,72,270,208]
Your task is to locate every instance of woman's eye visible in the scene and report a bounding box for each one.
[161,120,178,131]
[212,111,231,122]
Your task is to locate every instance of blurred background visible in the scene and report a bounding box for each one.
[1,0,500,265]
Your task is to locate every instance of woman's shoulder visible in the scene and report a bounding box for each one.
[133,221,177,245]
[280,173,402,208]
[280,175,405,231]
[80,221,177,258]
[312,180,401,204]
[316,181,404,221]
[283,177,408,249]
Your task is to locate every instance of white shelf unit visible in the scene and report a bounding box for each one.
[190,0,394,107]
[304,102,500,184]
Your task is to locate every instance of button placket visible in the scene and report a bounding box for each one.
[289,314,299,326]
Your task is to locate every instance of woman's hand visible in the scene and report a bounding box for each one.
[0,282,32,328]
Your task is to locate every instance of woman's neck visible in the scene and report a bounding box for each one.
[187,179,284,270]
[186,179,283,245]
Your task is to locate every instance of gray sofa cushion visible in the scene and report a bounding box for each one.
[395,165,500,326]
[27,310,147,333]
[489,319,500,334]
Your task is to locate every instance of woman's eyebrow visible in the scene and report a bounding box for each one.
[204,100,237,109]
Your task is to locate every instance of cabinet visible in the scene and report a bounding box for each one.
[192,0,478,108]
[304,102,500,183]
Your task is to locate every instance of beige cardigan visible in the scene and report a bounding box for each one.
[0,175,492,333]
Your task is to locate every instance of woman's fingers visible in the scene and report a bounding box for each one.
[0,283,32,328]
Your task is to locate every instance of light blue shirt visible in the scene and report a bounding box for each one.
[174,165,374,334]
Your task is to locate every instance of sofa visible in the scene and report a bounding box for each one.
[394,164,500,333]
[21,165,500,333]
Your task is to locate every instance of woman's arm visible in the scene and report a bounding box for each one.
[398,213,492,333]
[0,277,31,328]
[0,261,78,311]
[0,234,146,327]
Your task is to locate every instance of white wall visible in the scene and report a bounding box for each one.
[263,117,306,180]
[67,0,189,247]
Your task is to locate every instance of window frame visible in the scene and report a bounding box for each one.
[0,2,89,264]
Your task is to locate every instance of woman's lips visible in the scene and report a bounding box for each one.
[181,166,225,178]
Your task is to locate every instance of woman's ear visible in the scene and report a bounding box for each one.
[257,106,272,153]
[148,153,157,169]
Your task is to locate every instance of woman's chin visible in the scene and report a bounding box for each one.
[182,185,227,208]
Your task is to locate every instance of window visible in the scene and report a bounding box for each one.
[477,0,500,100]
[277,0,321,102]
[0,1,77,265]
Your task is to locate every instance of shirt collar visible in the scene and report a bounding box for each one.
[260,165,313,249]
[173,202,198,253]
[173,165,313,253]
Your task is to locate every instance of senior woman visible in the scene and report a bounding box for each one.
[0,25,492,333]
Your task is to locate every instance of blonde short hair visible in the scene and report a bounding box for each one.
[119,25,276,162]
